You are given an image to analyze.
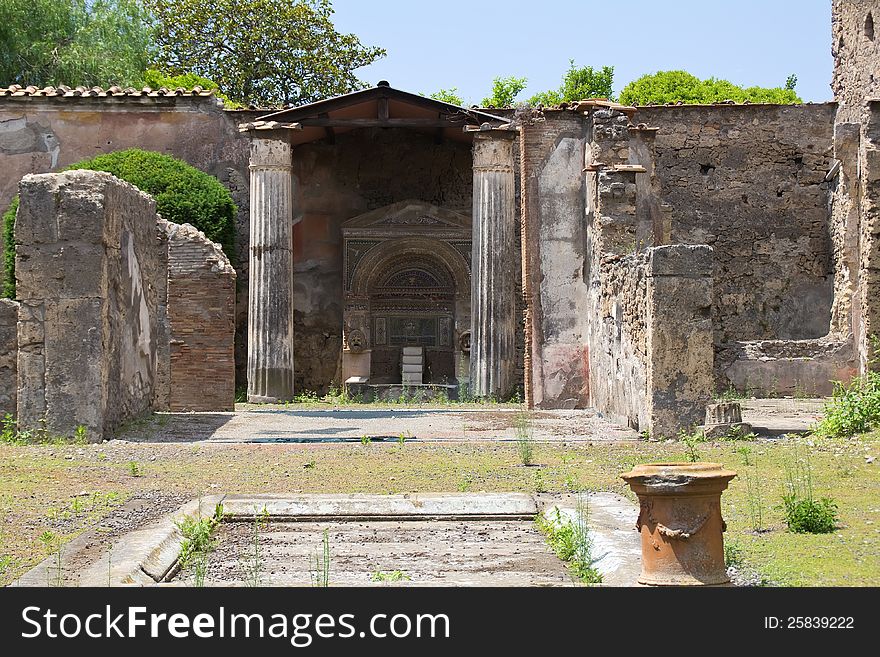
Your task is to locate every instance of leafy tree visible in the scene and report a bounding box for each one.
[145,0,385,107]
[619,70,803,106]
[481,76,527,108]
[529,62,615,106]
[429,88,464,106]
[0,0,152,87]
[143,69,239,106]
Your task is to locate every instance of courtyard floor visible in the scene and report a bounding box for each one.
[0,398,877,587]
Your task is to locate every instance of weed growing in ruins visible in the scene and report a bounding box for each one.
[515,412,535,466]
[176,502,224,586]
[0,554,16,577]
[311,528,330,587]
[744,455,766,532]
[536,496,602,584]
[456,474,473,492]
[241,506,270,587]
[782,448,838,534]
[533,469,547,493]
[360,435,372,446]
[679,429,705,462]
[814,370,880,438]
[371,570,410,582]
[38,530,64,587]
[126,461,141,477]
[717,385,745,402]
[1,414,89,445]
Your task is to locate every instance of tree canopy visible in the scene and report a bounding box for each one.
[429,88,465,106]
[529,62,615,106]
[0,0,152,88]
[145,0,385,107]
[619,70,803,106]
[481,76,528,108]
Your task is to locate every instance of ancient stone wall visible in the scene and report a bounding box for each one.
[584,108,714,436]
[166,223,237,411]
[633,104,836,345]
[15,171,164,441]
[519,112,590,408]
[0,298,18,417]
[831,0,880,373]
[832,0,880,124]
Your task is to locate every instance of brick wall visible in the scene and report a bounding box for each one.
[166,223,236,411]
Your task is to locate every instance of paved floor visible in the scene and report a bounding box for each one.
[119,406,639,443]
[116,398,826,444]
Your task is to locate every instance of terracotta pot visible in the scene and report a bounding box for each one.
[620,462,736,586]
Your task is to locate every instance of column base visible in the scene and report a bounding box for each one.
[246,394,286,404]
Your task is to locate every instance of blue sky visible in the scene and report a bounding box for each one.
[330,0,833,104]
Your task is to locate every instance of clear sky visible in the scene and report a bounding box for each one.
[330,0,833,104]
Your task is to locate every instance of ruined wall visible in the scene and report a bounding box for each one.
[830,0,880,372]
[832,0,880,124]
[15,171,164,441]
[0,94,258,386]
[520,112,590,408]
[633,104,836,346]
[292,127,476,392]
[583,107,714,436]
[166,223,237,411]
[0,299,18,417]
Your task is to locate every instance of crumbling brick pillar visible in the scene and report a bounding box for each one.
[471,129,517,398]
[646,245,715,437]
[246,131,295,402]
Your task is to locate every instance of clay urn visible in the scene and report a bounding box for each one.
[620,462,736,586]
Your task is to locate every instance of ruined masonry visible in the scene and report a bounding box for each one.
[1,1,879,438]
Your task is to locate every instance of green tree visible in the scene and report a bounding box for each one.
[529,61,615,106]
[481,76,527,108]
[145,0,385,107]
[619,70,802,106]
[143,69,239,106]
[429,88,464,106]
[0,0,152,87]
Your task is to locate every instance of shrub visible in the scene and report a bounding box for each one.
[814,370,880,438]
[782,448,838,534]
[2,149,236,299]
[782,496,838,534]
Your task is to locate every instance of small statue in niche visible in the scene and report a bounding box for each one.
[347,329,367,354]
[459,330,471,354]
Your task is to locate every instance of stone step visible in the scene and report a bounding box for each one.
[401,364,422,374]
[401,355,423,365]
[402,374,423,384]
[402,347,423,356]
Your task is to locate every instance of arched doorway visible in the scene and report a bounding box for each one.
[341,201,472,386]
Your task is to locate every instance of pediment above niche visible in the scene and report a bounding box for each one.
[342,200,471,235]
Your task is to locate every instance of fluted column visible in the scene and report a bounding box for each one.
[471,130,516,399]
[247,134,294,402]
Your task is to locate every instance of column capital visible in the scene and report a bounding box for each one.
[249,133,293,172]
[473,131,516,173]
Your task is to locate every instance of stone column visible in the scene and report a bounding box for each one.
[470,130,517,398]
[247,133,294,402]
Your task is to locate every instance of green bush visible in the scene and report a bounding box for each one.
[782,495,838,534]
[619,70,803,106]
[814,371,880,438]
[2,197,19,299]
[2,149,236,299]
